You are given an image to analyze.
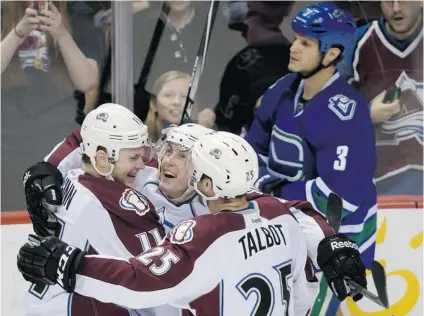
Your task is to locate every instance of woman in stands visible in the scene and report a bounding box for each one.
[144,70,214,142]
[1,1,104,211]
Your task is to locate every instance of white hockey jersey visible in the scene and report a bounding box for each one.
[141,170,209,233]
[22,168,165,316]
[74,194,315,315]
[40,129,335,315]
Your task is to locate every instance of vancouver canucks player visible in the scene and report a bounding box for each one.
[245,4,377,315]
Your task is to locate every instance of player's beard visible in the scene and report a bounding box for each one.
[299,57,322,79]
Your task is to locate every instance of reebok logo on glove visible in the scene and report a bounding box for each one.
[57,245,77,287]
[330,240,359,251]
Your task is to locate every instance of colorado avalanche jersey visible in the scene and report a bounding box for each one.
[23,169,165,316]
[141,170,209,233]
[73,195,314,316]
[40,129,335,315]
[352,18,423,195]
[246,72,377,268]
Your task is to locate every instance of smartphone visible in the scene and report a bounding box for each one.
[383,85,401,103]
[31,1,49,12]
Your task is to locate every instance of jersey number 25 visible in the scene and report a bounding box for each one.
[237,260,292,316]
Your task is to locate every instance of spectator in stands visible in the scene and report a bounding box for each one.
[213,1,294,135]
[350,0,423,195]
[145,70,191,142]
[1,1,99,89]
[336,1,381,26]
[130,1,242,120]
[144,70,213,142]
[1,1,104,211]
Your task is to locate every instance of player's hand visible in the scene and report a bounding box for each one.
[17,234,86,293]
[317,234,367,302]
[23,162,63,237]
[254,174,286,196]
[370,89,401,123]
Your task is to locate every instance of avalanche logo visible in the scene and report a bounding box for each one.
[328,94,356,121]
[170,219,196,245]
[119,189,150,216]
[378,71,423,145]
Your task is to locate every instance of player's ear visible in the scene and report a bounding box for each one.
[199,176,215,198]
[95,149,110,170]
[323,47,341,67]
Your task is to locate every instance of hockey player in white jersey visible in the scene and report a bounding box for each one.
[22,122,217,316]
[18,132,315,315]
[20,103,166,316]
[23,124,368,314]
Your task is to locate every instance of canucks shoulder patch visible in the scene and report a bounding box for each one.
[328,94,357,121]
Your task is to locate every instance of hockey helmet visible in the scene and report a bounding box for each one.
[158,123,216,160]
[81,103,152,177]
[292,3,357,58]
[187,131,258,200]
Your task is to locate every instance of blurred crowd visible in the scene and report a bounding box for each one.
[1,0,423,210]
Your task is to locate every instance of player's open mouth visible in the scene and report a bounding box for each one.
[164,170,177,179]
[393,16,403,22]
[127,174,136,178]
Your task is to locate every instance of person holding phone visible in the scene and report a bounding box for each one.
[1,1,103,211]
[348,0,423,195]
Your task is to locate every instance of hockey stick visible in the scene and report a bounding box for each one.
[326,193,343,233]
[179,0,220,125]
[346,261,390,309]
[325,193,390,309]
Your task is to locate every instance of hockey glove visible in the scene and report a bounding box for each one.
[317,234,367,302]
[23,162,63,237]
[254,174,286,196]
[17,234,86,293]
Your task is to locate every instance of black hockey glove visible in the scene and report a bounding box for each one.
[317,234,367,302]
[17,234,86,293]
[255,174,287,196]
[23,162,63,237]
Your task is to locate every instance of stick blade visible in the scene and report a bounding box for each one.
[371,261,390,308]
[326,193,343,233]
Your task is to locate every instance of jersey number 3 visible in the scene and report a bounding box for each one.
[333,145,348,171]
[237,261,292,316]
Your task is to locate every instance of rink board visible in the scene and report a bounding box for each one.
[1,195,423,315]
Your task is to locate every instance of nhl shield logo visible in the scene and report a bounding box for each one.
[119,189,150,216]
[170,219,197,244]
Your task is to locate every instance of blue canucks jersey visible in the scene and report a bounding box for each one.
[246,72,377,267]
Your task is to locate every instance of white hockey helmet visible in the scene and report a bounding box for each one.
[164,123,215,149]
[188,131,259,200]
[157,123,216,204]
[81,103,151,177]
[158,123,215,158]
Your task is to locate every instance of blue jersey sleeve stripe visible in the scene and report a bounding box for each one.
[315,178,359,212]
[339,205,377,233]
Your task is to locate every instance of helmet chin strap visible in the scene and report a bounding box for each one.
[300,53,339,79]
[90,156,115,181]
[165,186,197,205]
[194,186,220,201]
